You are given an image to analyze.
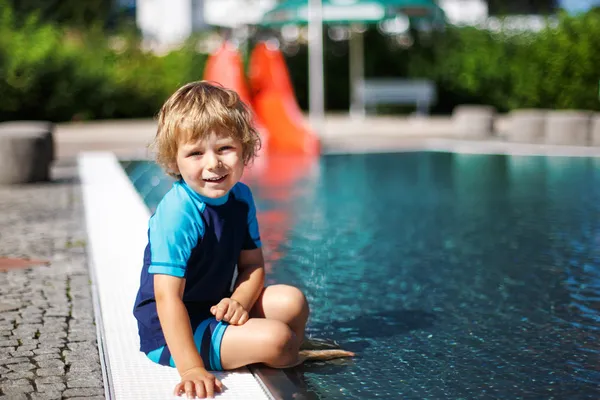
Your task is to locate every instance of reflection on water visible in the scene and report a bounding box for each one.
[122,152,600,399]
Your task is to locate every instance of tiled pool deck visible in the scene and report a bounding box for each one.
[1,116,600,399]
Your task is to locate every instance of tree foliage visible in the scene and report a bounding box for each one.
[4,0,113,27]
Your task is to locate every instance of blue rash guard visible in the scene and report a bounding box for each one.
[132,180,261,370]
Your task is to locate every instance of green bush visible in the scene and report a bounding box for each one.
[406,10,600,112]
[0,0,207,122]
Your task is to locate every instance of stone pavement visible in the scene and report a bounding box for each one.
[0,159,104,400]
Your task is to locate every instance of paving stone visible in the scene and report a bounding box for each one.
[37,382,66,392]
[0,339,19,347]
[68,334,98,342]
[33,347,61,355]
[62,388,104,397]
[22,306,43,313]
[63,351,99,364]
[20,317,43,324]
[4,370,35,380]
[36,376,64,385]
[7,362,35,372]
[19,339,39,347]
[38,339,66,348]
[42,318,67,325]
[0,356,27,365]
[67,342,98,352]
[45,309,70,318]
[30,391,62,400]
[36,368,63,377]
[0,312,19,322]
[67,377,103,388]
[14,331,37,341]
[0,302,21,313]
[34,353,61,362]
[17,344,38,351]
[67,361,100,373]
[10,350,34,357]
[0,348,13,357]
[13,323,42,333]
[37,359,65,369]
[1,378,34,393]
[0,394,28,400]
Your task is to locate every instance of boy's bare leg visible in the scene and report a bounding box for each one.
[219,284,354,370]
[249,284,309,347]
[219,318,299,369]
[219,318,355,370]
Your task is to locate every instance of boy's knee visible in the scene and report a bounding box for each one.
[262,323,297,364]
[280,286,309,317]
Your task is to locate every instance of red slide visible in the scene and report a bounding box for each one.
[249,42,320,155]
[203,42,269,154]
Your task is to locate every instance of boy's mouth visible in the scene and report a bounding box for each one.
[203,174,228,184]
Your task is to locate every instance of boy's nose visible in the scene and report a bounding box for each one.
[206,153,221,169]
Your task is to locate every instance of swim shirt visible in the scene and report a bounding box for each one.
[132,180,261,353]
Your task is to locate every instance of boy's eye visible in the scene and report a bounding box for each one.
[188,151,203,157]
[219,146,233,152]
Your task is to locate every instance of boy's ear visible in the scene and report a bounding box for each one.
[168,161,179,175]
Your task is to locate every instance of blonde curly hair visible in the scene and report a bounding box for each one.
[152,81,261,178]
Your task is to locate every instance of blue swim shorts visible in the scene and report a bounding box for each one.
[146,317,228,371]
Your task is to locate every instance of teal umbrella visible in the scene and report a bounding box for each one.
[259,0,445,124]
[262,0,443,26]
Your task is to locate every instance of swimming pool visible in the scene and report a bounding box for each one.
[122,152,600,399]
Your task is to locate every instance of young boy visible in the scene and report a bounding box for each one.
[133,81,352,399]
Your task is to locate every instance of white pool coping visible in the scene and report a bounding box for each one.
[325,137,600,157]
[78,152,272,400]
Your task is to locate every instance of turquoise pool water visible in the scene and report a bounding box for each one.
[122,152,600,399]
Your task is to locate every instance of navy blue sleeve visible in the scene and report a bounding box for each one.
[233,183,262,250]
[147,186,204,277]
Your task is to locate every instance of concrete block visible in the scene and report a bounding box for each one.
[452,105,496,138]
[591,113,600,147]
[545,111,592,146]
[506,109,548,143]
[0,121,54,160]
[0,126,54,185]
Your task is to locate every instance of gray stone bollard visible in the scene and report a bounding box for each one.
[0,120,55,160]
[453,105,496,139]
[506,109,548,143]
[545,111,592,146]
[591,114,600,147]
[0,121,55,184]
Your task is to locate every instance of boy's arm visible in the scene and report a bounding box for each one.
[230,248,265,311]
[154,274,205,374]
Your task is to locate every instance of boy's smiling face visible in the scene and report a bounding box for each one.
[173,130,245,199]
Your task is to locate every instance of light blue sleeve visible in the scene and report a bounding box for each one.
[234,183,262,250]
[147,186,204,277]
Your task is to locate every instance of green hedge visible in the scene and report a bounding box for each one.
[0,1,207,122]
[283,10,600,113]
[1,1,599,122]
[405,10,600,113]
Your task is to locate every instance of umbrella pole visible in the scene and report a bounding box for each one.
[308,0,325,135]
[349,24,365,120]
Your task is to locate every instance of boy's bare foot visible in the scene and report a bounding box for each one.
[299,349,356,361]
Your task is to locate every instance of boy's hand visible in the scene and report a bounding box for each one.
[210,298,249,325]
[174,367,223,399]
